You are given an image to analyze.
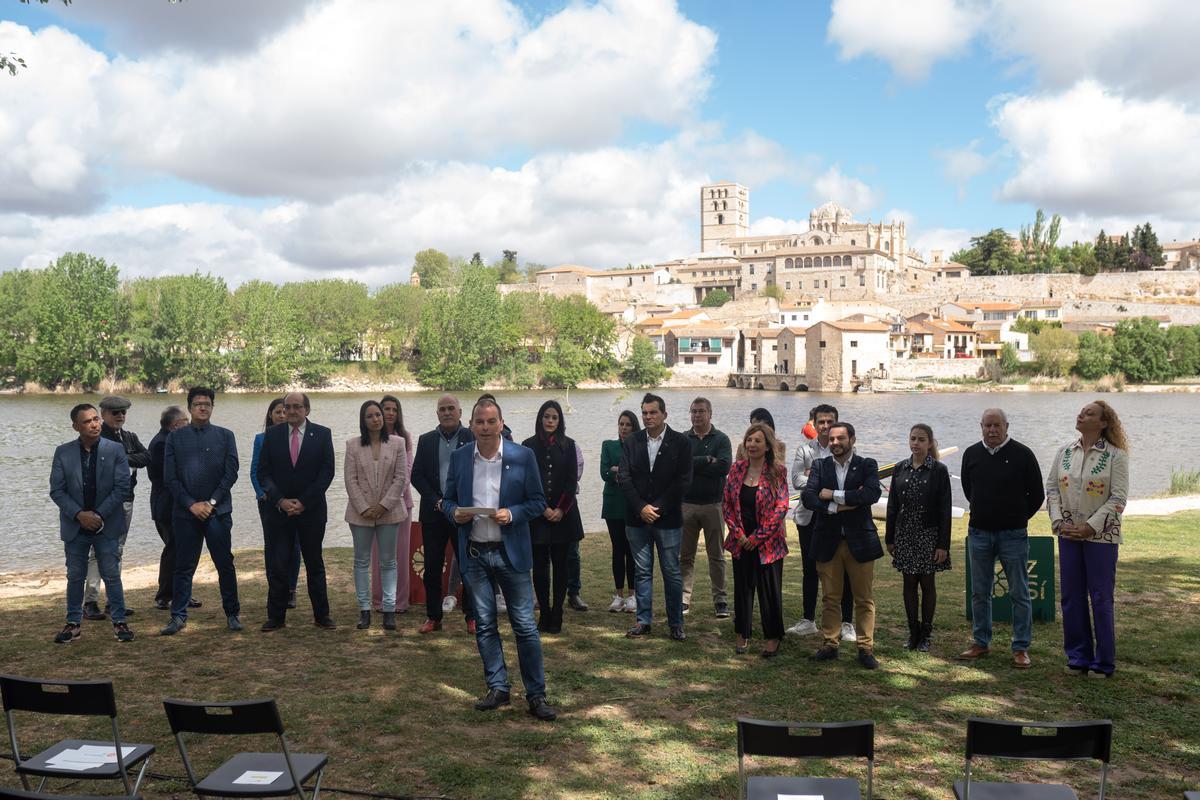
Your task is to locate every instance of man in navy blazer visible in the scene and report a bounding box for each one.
[442,396,556,721]
[802,421,883,668]
[49,403,132,643]
[257,392,337,631]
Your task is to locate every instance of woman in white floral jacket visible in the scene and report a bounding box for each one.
[1045,400,1128,678]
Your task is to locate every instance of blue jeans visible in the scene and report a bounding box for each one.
[350,523,398,612]
[625,525,684,628]
[66,534,125,624]
[172,513,240,620]
[968,526,1032,651]
[461,543,546,699]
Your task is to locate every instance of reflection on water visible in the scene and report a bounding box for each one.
[3,389,1194,572]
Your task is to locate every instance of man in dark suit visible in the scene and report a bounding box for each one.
[162,386,242,635]
[618,393,693,641]
[802,421,883,669]
[443,397,556,721]
[49,403,133,643]
[410,393,476,634]
[257,392,336,631]
[147,405,192,611]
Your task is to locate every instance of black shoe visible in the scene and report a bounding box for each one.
[474,688,511,711]
[160,617,186,636]
[261,619,286,632]
[905,622,920,650]
[527,696,557,721]
[227,615,243,632]
[715,602,730,619]
[314,616,336,629]
[357,610,371,630]
[154,599,171,611]
[54,623,82,643]
[761,641,781,658]
[287,591,297,609]
[84,601,106,621]
[567,594,588,612]
[626,623,652,638]
[382,612,396,631]
[857,649,879,670]
[917,623,932,653]
[812,646,839,661]
[114,622,134,642]
[669,625,686,641]
[188,597,202,608]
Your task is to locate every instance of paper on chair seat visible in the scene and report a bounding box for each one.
[45,745,137,769]
[233,770,283,785]
[777,795,824,800]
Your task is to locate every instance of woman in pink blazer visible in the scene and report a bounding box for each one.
[371,395,415,613]
[345,400,409,631]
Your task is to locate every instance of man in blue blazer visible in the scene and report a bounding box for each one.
[257,392,337,631]
[802,421,883,669]
[49,403,133,643]
[442,396,556,721]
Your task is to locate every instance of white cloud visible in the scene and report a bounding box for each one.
[810,165,882,213]
[1054,213,1198,250]
[993,80,1200,220]
[827,0,985,81]
[911,227,974,259]
[934,139,993,200]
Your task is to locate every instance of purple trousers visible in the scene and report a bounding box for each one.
[1059,537,1119,675]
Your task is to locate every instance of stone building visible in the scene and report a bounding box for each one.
[805,319,891,391]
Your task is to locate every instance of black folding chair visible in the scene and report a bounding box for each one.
[162,698,327,799]
[953,717,1112,799]
[736,717,874,800]
[1183,792,1199,799]
[0,675,154,796]
[0,788,141,800]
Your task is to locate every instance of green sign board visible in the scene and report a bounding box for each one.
[964,535,1056,623]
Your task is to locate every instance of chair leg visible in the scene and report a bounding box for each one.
[309,768,324,800]
[132,757,152,795]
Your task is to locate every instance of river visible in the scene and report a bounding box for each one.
[2,389,1193,573]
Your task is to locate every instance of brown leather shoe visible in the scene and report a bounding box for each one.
[1012,650,1032,669]
[418,619,443,635]
[957,644,991,660]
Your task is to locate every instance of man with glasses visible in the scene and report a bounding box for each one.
[161,387,242,635]
[79,396,150,621]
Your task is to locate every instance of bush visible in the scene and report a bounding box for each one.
[1074,331,1114,379]
[1030,328,1078,377]
[620,337,668,387]
[1168,467,1200,496]
[700,289,730,307]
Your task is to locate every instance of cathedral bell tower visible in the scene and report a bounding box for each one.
[700,182,749,253]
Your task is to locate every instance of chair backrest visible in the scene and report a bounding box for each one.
[0,788,141,800]
[965,718,1112,763]
[162,699,284,736]
[0,675,117,718]
[738,718,874,760]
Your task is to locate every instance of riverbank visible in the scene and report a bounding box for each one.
[874,378,1200,393]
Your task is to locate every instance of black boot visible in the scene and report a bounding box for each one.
[382,612,396,631]
[917,622,933,652]
[356,610,371,630]
[905,621,920,650]
[547,607,563,634]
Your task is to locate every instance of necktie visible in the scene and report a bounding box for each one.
[290,427,300,466]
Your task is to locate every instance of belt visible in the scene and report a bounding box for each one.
[468,540,503,551]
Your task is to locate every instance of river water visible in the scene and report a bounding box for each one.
[2,389,1193,573]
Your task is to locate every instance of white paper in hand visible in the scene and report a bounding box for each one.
[233,770,283,785]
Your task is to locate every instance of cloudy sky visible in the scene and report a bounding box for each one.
[2,0,1198,286]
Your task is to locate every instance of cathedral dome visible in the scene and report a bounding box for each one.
[811,200,852,221]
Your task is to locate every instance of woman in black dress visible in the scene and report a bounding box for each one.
[522,400,585,634]
[885,423,952,651]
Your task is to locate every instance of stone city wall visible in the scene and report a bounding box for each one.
[888,358,986,380]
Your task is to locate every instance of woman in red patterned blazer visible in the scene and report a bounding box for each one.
[723,422,790,657]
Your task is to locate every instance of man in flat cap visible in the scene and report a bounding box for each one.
[82,395,150,620]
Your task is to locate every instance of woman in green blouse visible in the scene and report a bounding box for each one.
[601,410,640,613]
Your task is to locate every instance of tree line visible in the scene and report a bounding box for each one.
[0,252,667,392]
[951,210,1178,276]
[1009,317,1200,384]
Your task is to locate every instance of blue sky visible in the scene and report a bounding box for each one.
[1,0,1196,284]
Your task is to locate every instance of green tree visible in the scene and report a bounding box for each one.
[700,288,730,307]
[497,249,521,284]
[999,342,1021,375]
[1165,325,1200,378]
[412,248,452,289]
[279,279,369,361]
[620,336,668,388]
[1061,241,1098,276]
[1112,317,1171,383]
[414,265,503,390]
[1018,209,1062,272]
[958,228,1020,276]
[521,261,547,283]
[762,284,785,300]
[230,280,305,389]
[1094,230,1114,271]
[27,252,125,389]
[125,273,230,389]
[0,269,37,384]
[1074,331,1114,379]
[1131,222,1166,270]
[540,340,589,390]
[1029,327,1078,377]
[371,283,425,361]
[544,295,616,378]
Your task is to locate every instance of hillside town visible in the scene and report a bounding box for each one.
[498,182,1200,391]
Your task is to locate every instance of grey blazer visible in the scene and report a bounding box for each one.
[49,437,130,543]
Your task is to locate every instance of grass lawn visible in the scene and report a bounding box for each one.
[2,512,1198,799]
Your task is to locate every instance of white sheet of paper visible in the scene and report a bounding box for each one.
[459,507,498,516]
[44,757,103,771]
[777,795,824,800]
[232,770,283,785]
[74,745,136,761]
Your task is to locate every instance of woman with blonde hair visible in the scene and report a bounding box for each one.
[1046,400,1128,678]
[722,423,790,657]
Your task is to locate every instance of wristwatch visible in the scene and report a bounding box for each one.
[208,498,217,507]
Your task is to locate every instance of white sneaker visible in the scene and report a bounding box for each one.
[442,595,457,613]
[623,595,637,613]
[608,595,624,613]
[496,592,507,613]
[840,622,857,642]
[786,619,820,637]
